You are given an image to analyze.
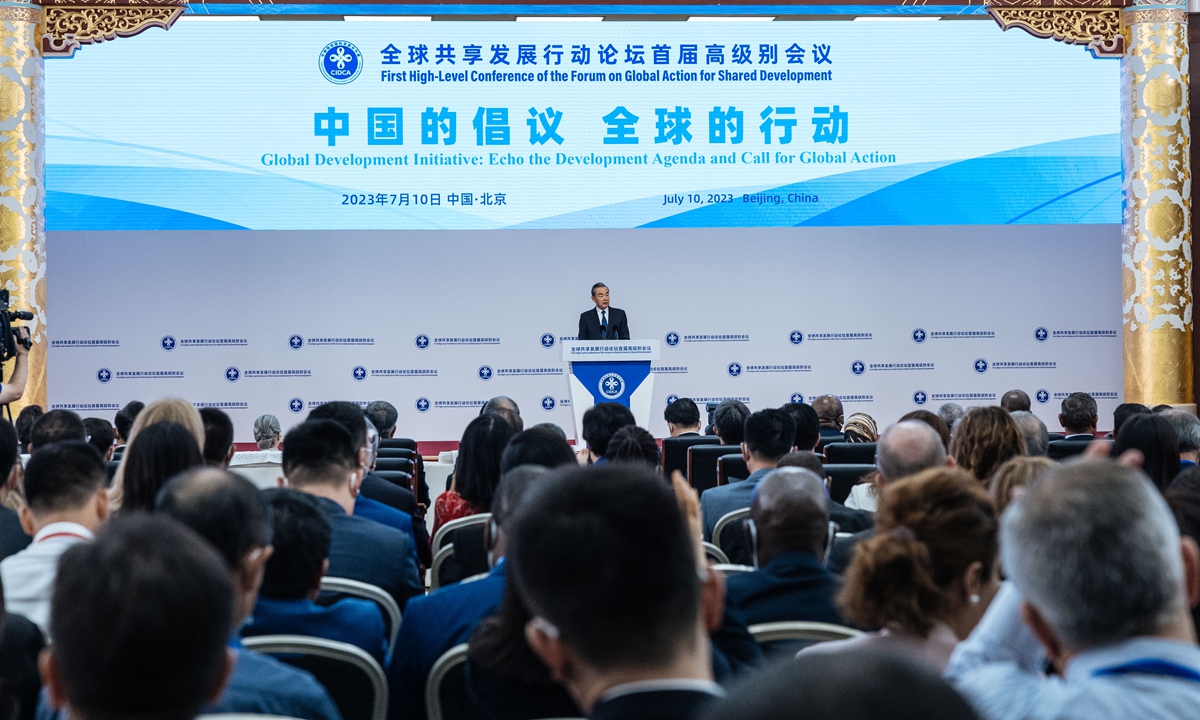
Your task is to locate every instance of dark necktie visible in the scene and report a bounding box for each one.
[601,310,608,337]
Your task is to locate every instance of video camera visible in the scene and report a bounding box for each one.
[0,290,32,363]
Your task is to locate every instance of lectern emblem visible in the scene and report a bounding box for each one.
[599,372,625,399]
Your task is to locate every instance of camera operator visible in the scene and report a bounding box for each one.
[0,326,30,406]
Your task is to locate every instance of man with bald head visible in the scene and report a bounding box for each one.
[1001,390,1032,413]
[812,395,844,438]
[723,468,841,625]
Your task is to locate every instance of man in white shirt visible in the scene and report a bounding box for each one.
[946,459,1200,720]
[1,441,107,635]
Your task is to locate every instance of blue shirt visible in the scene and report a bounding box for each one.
[699,468,774,541]
[387,560,507,720]
[207,635,343,720]
[243,595,388,667]
[355,495,420,565]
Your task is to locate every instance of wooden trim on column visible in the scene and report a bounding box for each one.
[1190,15,1200,408]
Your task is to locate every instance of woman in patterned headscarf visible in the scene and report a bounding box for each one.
[843,412,878,443]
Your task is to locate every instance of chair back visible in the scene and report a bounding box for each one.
[430,514,491,590]
[199,715,307,720]
[661,435,721,480]
[815,433,844,454]
[376,447,416,460]
[712,507,752,566]
[687,445,740,493]
[748,621,864,659]
[1046,433,1066,442]
[717,454,749,486]
[710,563,754,575]
[374,457,415,475]
[380,438,418,451]
[105,460,119,483]
[319,577,401,654]
[1047,439,1093,460]
[425,644,486,720]
[824,464,875,505]
[372,470,414,493]
[823,442,876,464]
[241,635,387,720]
[702,542,730,564]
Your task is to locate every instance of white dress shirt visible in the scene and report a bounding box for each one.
[596,306,610,328]
[0,521,93,636]
[946,582,1200,720]
[844,483,879,513]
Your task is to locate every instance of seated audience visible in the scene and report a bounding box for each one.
[700,409,796,541]
[665,398,703,437]
[154,469,341,720]
[1114,413,1181,492]
[199,407,236,468]
[842,413,878,444]
[81,418,114,462]
[388,465,548,720]
[0,442,107,636]
[946,460,1200,719]
[781,402,821,452]
[243,489,387,665]
[1058,391,1098,439]
[710,400,751,445]
[1162,410,1200,467]
[435,413,514,536]
[725,468,840,625]
[482,396,523,433]
[14,406,41,455]
[1154,403,1176,413]
[937,402,965,435]
[29,410,86,452]
[511,465,725,719]
[950,407,1026,484]
[253,414,282,451]
[779,451,873,534]
[499,426,576,473]
[1165,466,1200,633]
[898,409,951,451]
[1112,402,1150,438]
[111,400,144,454]
[118,421,204,514]
[40,515,235,720]
[281,420,422,609]
[605,425,660,467]
[846,420,948,513]
[1009,411,1049,458]
[580,402,636,465]
[0,576,44,720]
[0,420,31,560]
[365,401,399,439]
[806,467,999,673]
[1000,389,1031,413]
[813,395,845,438]
[989,456,1055,517]
[109,398,205,511]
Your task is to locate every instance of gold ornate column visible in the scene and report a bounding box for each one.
[1121,1,1194,408]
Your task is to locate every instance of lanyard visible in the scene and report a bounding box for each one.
[35,531,88,544]
[1093,659,1200,683]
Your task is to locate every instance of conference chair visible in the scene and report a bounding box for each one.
[379,437,418,451]
[376,447,416,460]
[425,644,487,720]
[199,715,306,720]
[815,434,844,454]
[717,454,749,486]
[687,445,740,493]
[823,442,877,465]
[711,563,754,575]
[702,542,730,564]
[660,435,721,480]
[319,577,401,655]
[430,514,492,591]
[1047,439,1093,460]
[712,508,752,566]
[824,464,875,505]
[374,456,415,475]
[1047,433,1066,442]
[748,621,864,659]
[372,469,414,492]
[241,635,387,720]
[105,460,119,484]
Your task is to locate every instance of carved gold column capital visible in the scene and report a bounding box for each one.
[986,0,1126,58]
[40,0,188,59]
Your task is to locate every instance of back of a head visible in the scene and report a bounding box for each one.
[31,410,86,451]
[706,650,979,720]
[120,422,204,514]
[113,400,144,443]
[812,395,843,428]
[281,420,358,487]
[897,410,951,451]
[127,399,206,451]
[663,398,700,429]
[1162,410,1200,454]
[24,442,106,515]
[259,489,330,600]
[50,514,233,720]
[778,450,825,478]
[743,409,796,463]
[842,413,878,443]
[155,467,271,571]
[936,403,964,433]
[581,402,636,457]
[876,421,946,484]
[948,407,1026,483]
[839,467,997,637]
[1060,392,1098,433]
[1114,413,1181,492]
[500,427,576,473]
[712,400,750,445]
[1000,389,1031,413]
[0,418,19,481]
[990,455,1055,517]
[1003,460,1184,649]
[365,400,399,437]
[198,407,235,466]
[1113,402,1151,438]
[1009,411,1049,457]
[491,464,550,528]
[481,396,520,417]
[753,468,828,557]
[307,401,368,451]
[509,464,700,671]
[604,425,659,467]
[83,418,114,460]
[252,414,281,450]
[781,402,820,451]
[457,413,516,511]
[15,405,43,448]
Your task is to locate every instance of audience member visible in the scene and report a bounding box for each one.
[13,406,41,455]
[281,420,422,609]
[532,422,568,439]
[898,410,951,451]
[499,426,576,473]
[949,407,1026,484]
[40,515,235,720]
[946,460,1200,718]
[112,400,144,451]
[243,489,387,665]
[0,420,30,559]
[511,465,725,719]
[605,425,660,467]
[365,401,399,439]
[813,395,845,438]
[1165,466,1200,634]
[1153,403,1175,413]
[109,398,205,511]
[581,402,636,463]
[155,468,341,720]
[1162,410,1200,467]
[1113,413,1181,492]
[198,407,235,468]
[808,467,999,673]
[937,403,965,435]
[29,410,85,452]
[482,396,523,433]
[781,402,821,452]
[1009,411,1049,458]
[665,398,703,437]
[710,400,751,445]
[989,456,1055,517]
[706,651,980,720]
[252,414,282,451]
[1000,390,1031,413]
[779,451,873,534]
[81,418,114,462]
[119,421,204,514]
[1112,402,1150,438]
[1058,391,1098,438]
[388,465,548,720]
[0,576,44,720]
[842,413,878,443]
[700,409,796,541]
[436,413,515,536]
[0,442,107,636]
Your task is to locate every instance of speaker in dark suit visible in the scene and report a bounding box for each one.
[578,282,631,340]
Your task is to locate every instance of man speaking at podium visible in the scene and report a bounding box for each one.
[578,282,630,340]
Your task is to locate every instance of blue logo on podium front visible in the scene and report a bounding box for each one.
[974,358,989,374]
[289,398,304,413]
[161,336,176,351]
[478,365,493,381]
[912,328,927,344]
[790,331,804,345]
[415,334,430,350]
[913,391,928,405]
[851,361,865,375]
[541,396,556,411]
[1035,327,1049,343]
[728,362,742,378]
[540,333,555,349]
[225,367,240,383]
[289,335,304,350]
[666,394,679,405]
[665,332,680,347]
[1036,389,1050,404]
[790,393,805,404]
[320,41,362,84]
[599,372,625,399]
[415,397,430,413]
[352,366,367,381]
[96,368,112,384]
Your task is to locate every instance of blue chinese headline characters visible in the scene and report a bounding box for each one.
[377,41,833,68]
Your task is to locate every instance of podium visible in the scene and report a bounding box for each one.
[561,341,659,447]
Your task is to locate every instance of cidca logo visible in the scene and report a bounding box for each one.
[289,398,305,414]
[352,366,367,382]
[541,396,556,411]
[541,333,556,349]
[913,391,928,405]
[973,358,989,374]
[161,336,176,351]
[289,335,304,350]
[225,367,241,383]
[1036,389,1050,404]
[790,393,805,404]
[665,332,680,347]
[415,397,431,413]
[599,372,625,399]
[320,41,362,84]
[97,368,112,384]
[790,331,804,345]
[912,328,927,344]
[666,394,679,406]
[478,366,493,381]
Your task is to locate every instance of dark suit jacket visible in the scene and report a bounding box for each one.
[361,472,431,567]
[578,307,630,340]
[827,528,873,575]
[724,551,842,626]
[829,500,874,534]
[591,688,722,720]
[316,497,423,610]
[0,611,43,720]
[0,506,31,561]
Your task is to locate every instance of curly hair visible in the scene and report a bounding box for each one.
[949,407,1026,483]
